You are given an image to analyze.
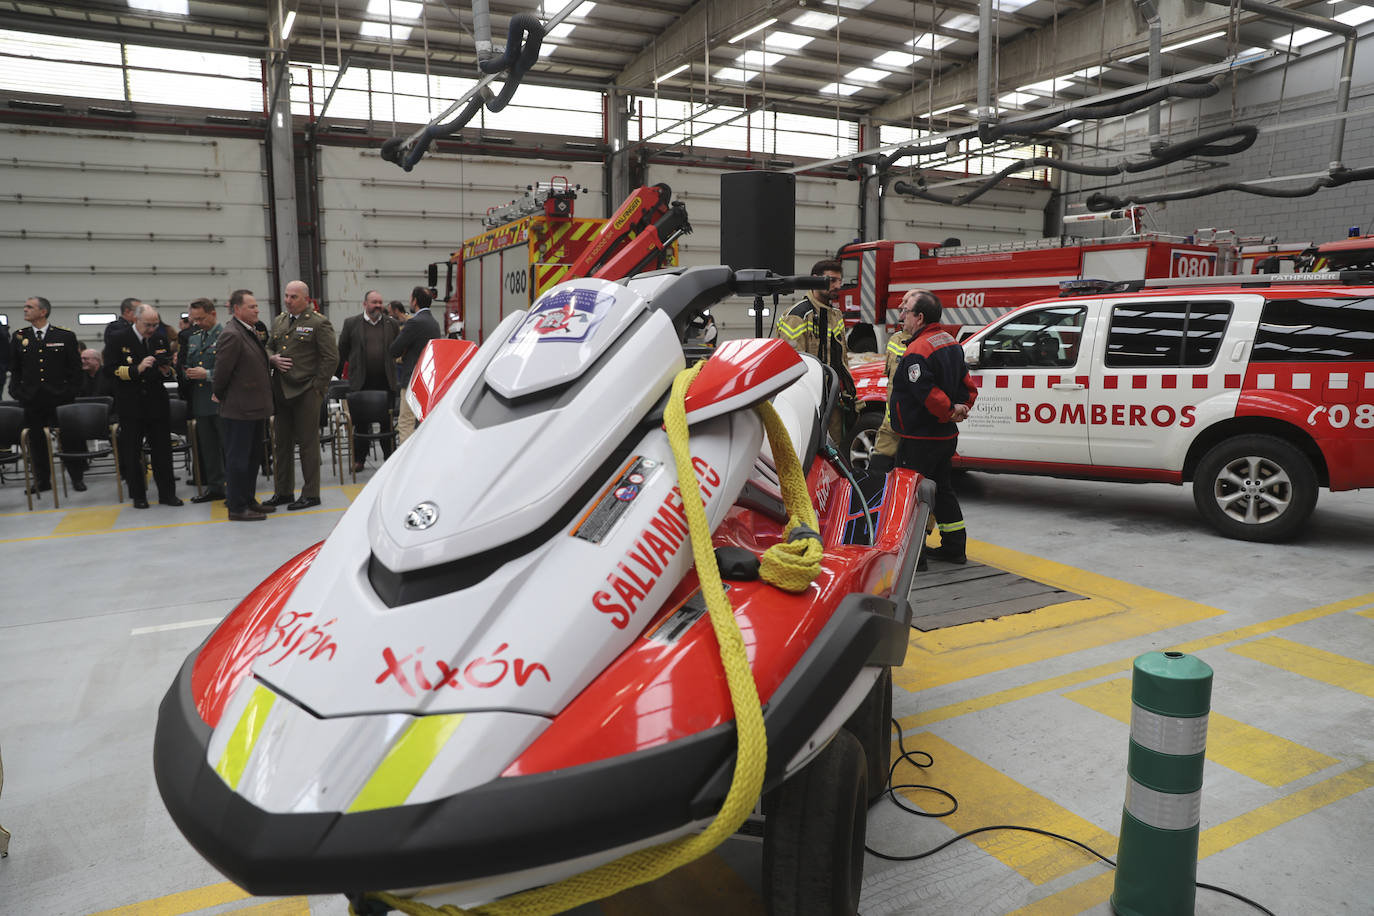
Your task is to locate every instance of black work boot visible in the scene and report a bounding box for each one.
[925,529,967,564]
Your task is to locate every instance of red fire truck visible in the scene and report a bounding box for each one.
[427,179,687,343]
[833,207,1236,346]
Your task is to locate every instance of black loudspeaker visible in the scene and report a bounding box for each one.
[720,171,795,273]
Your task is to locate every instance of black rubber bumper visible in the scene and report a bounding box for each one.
[153,592,910,895]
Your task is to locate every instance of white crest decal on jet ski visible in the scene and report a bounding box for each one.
[404,501,439,530]
[512,287,615,344]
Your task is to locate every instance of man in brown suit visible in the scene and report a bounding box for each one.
[213,289,276,521]
[265,280,338,511]
[337,289,400,471]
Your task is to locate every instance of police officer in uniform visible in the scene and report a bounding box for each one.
[105,303,182,509]
[773,258,853,444]
[8,297,86,493]
[180,298,225,502]
[264,280,338,511]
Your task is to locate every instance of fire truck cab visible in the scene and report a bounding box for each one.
[947,273,1374,541]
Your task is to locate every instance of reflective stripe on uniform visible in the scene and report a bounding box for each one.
[886,336,906,357]
[213,683,276,790]
[938,520,966,533]
[347,714,466,813]
[1124,778,1202,831]
[777,321,808,341]
[1131,706,1209,756]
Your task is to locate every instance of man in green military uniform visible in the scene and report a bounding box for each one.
[180,298,225,502]
[264,280,338,511]
[772,258,852,444]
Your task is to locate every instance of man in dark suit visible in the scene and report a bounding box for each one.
[265,279,338,511]
[9,296,87,493]
[80,349,113,399]
[337,289,400,470]
[105,303,182,509]
[390,286,440,444]
[214,289,276,521]
[103,297,139,347]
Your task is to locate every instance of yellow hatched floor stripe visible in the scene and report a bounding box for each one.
[1062,678,1338,788]
[214,684,276,789]
[897,733,1118,886]
[51,506,122,536]
[1006,761,1374,915]
[1228,637,1374,698]
[85,882,250,916]
[347,714,465,813]
[1359,607,1374,622]
[894,539,1222,692]
[599,852,766,915]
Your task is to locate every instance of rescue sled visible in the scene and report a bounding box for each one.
[153,266,933,915]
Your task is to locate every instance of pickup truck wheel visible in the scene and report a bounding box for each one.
[1193,434,1317,542]
[845,410,884,470]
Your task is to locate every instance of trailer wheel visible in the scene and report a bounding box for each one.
[845,410,884,470]
[843,668,892,802]
[1193,434,1317,542]
[763,730,867,916]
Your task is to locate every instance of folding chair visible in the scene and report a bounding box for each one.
[48,402,121,509]
[0,405,35,510]
[164,398,201,497]
[344,390,397,483]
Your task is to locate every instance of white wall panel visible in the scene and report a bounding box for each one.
[648,165,861,339]
[0,125,270,337]
[881,182,1050,248]
[316,147,604,316]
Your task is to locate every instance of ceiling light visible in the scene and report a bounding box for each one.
[820,82,861,96]
[714,67,760,83]
[359,21,413,41]
[366,0,423,19]
[281,10,297,41]
[845,67,889,82]
[654,63,689,84]
[919,104,963,118]
[1122,30,1224,61]
[127,0,189,13]
[873,50,920,67]
[793,11,844,31]
[762,32,813,50]
[729,18,778,43]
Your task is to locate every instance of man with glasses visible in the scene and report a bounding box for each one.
[867,290,924,475]
[773,258,853,444]
[105,302,182,509]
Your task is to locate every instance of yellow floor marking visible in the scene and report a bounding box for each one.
[1062,678,1338,788]
[1008,761,1374,915]
[894,539,1223,691]
[1359,607,1374,622]
[897,733,1117,886]
[85,882,250,916]
[897,592,1374,731]
[341,483,365,502]
[599,852,766,915]
[228,898,312,915]
[51,505,122,536]
[1229,637,1374,698]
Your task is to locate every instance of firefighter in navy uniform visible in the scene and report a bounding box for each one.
[866,291,922,475]
[8,297,87,493]
[773,258,853,444]
[888,289,977,563]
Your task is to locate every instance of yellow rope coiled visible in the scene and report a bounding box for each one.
[355,360,820,916]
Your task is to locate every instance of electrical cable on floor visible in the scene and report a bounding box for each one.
[865,720,1278,916]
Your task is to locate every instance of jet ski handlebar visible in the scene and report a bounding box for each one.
[649,265,829,337]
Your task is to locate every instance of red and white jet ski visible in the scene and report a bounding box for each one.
[154,266,933,915]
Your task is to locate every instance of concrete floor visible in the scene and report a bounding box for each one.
[1,458,1371,916]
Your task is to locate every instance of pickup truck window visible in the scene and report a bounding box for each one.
[978,306,1085,368]
[1254,297,1374,361]
[1105,300,1232,368]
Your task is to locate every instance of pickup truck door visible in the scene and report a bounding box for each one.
[957,303,1096,467]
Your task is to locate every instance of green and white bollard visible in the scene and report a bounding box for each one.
[1110,651,1213,916]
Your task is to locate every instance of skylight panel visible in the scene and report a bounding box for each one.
[359,21,413,42]
[128,0,188,12]
[366,0,423,18]
[793,11,844,31]
[1336,5,1374,26]
[1069,65,1107,80]
[941,14,980,31]
[729,18,777,43]
[737,49,784,69]
[762,32,814,50]
[873,50,921,67]
[999,91,1039,108]
[908,33,957,51]
[1019,78,1061,95]
[714,67,760,84]
[549,22,575,39]
[845,66,889,82]
[820,82,861,96]
[997,0,1038,10]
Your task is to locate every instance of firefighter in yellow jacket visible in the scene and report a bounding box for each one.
[773,258,852,443]
[867,310,913,475]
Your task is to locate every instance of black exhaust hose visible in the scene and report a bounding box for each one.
[380,14,544,170]
[892,125,1257,207]
[1088,164,1374,210]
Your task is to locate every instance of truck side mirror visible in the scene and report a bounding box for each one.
[427,263,439,288]
[965,341,981,369]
